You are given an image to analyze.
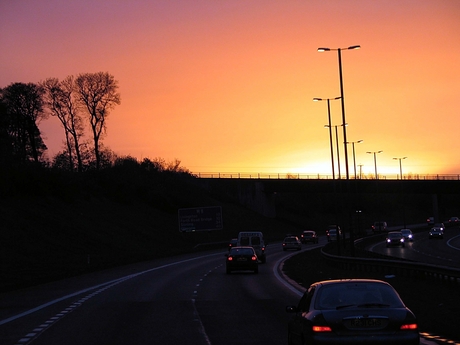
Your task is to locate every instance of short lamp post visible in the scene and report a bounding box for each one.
[393,157,407,180]
[318,45,360,180]
[367,150,383,179]
[347,140,363,179]
[314,97,341,179]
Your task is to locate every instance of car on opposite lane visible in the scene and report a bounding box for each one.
[283,236,302,251]
[286,279,419,345]
[226,246,258,274]
[429,227,444,239]
[300,230,319,244]
[386,231,405,247]
[400,229,413,242]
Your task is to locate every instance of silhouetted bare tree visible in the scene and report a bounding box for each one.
[75,72,120,170]
[42,76,85,172]
[0,82,47,164]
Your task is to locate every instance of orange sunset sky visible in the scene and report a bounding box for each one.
[1,1,459,177]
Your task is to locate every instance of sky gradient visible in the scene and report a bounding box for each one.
[1,0,459,177]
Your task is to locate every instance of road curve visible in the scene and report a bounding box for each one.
[368,226,460,268]
[0,240,437,345]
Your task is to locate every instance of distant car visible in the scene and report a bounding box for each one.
[282,236,302,251]
[400,229,413,242]
[300,230,319,244]
[326,225,341,242]
[448,216,459,224]
[427,216,434,225]
[372,221,388,232]
[386,231,405,247]
[226,246,258,274]
[286,279,419,345]
[228,238,238,252]
[429,227,444,239]
[434,223,445,232]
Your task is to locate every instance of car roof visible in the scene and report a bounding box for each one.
[230,246,254,250]
[311,279,390,288]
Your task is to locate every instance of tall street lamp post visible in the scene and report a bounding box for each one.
[325,124,347,179]
[314,97,341,179]
[393,157,408,180]
[367,151,383,179]
[347,140,363,179]
[318,45,360,180]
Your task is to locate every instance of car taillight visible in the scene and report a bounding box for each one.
[251,256,257,261]
[400,323,418,330]
[227,257,233,261]
[312,326,332,332]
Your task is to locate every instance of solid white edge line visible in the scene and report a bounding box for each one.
[0,252,222,326]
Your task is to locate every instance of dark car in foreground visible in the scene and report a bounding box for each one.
[286,279,419,345]
[386,231,405,247]
[300,230,319,244]
[429,227,443,239]
[226,246,258,274]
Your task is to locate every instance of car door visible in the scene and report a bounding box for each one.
[289,286,316,344]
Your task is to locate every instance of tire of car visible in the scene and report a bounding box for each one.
[254,267,258,274]
[226,268,231,274]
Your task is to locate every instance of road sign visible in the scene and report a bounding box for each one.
[178,206,223,232]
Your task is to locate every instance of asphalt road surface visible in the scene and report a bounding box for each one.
[368,226,460,268]
[0,238,441,345]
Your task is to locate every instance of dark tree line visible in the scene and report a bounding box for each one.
[0,72,120,171]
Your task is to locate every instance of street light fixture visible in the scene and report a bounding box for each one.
[393,157,408,180]
[367,150,383,179]
[314,97,341,179]
[325,123,347,179]
[346,140,363,179]
[318,45,360,180]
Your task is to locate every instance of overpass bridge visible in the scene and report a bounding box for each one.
[197,177,460,194]
[195,177,460,222]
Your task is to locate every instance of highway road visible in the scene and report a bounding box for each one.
[368,225,460,268]
[0,238,440,345]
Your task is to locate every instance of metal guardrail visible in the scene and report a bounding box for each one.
[320,238,460,285]
[193,172,460,180]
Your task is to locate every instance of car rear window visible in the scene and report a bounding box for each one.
[231,248,253,255]
[316,282,404,309]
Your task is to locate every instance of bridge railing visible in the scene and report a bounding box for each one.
[193,172,460,180]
